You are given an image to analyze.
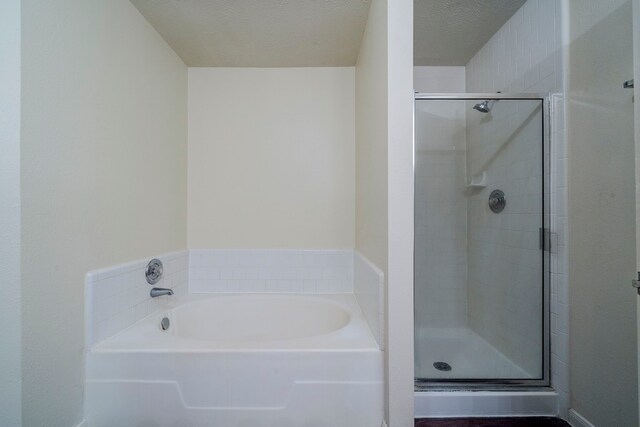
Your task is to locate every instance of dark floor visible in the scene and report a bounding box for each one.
[415,417,571,427]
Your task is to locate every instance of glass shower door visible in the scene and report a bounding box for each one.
[414,95,549,386]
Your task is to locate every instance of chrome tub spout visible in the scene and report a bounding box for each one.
[150,288,174,298]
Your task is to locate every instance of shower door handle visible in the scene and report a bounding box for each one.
[632,272,640,295]
[539,228,551,252]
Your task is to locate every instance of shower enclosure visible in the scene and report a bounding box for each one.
[414,94,550,388]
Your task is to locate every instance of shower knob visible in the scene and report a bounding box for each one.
[488,190,506,213]
[145,258,163,285]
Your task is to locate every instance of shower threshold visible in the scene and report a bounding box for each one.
[414,381,553,392]
[414,389,559,418]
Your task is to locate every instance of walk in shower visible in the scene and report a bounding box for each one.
[414,94,550,389]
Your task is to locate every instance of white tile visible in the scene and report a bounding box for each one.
[551,358,569,392]
[462,0,568,390]
[354,252,385,349]
[85,250,189,348]
[188,249,354,294]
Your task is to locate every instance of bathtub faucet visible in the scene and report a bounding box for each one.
[150,287,174,298]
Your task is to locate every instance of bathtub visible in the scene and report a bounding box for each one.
[85,293,384,427]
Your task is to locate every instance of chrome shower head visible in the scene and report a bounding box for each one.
[473,100,494,113]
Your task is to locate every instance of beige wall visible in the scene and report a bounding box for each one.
[0,0,22,424]
[17,1,413,425]
[21,0,188,424]
[356,0,388,274]
[355,0,414,424]
[188,67,355,249]
[568,1,638,425]
[355,0,390,415]
[386,0,415,424]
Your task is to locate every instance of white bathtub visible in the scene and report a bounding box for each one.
[85,293,384,427]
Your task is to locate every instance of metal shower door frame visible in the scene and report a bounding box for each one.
[413,93,551,390]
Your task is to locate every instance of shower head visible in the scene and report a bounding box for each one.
[473,100,495,113]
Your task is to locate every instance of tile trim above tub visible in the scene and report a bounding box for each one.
[85,250,189,348]
[354,251,385,349]
[86,249,366,348]
[189,249,354,294]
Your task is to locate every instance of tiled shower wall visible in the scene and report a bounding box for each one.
[466,0,564,95]
[414,67,468,330]
[465,98,544,377]
[466,0,568,414]
[414,102,468,328]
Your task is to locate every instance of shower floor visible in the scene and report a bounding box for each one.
[415,327,533,380]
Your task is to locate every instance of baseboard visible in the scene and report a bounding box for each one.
[568,409,595,427]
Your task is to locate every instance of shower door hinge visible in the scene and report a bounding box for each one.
[632,272,640,295]
[539,228,552,252]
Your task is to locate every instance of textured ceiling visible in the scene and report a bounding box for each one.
[130,0,371,67]
[414,0,527,66]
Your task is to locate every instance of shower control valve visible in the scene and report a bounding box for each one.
[488,189,506,213]
[146,258,163,285]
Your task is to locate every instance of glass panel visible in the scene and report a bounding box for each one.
[414,97,547,384]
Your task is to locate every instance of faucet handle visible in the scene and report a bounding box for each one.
[145,259,163,285]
